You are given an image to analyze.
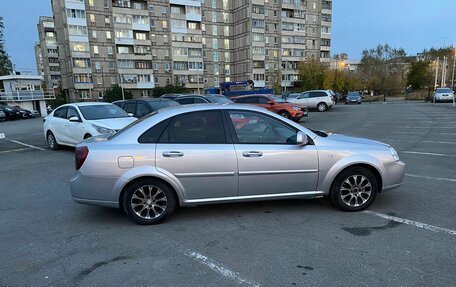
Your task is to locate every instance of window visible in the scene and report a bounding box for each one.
[228,111,298,144]
[53,107,67,119]
[66,9,86,19]
[252,19,265,28]
[137,103,150,117]
[74,74,92,83]
[124,103,136,114]
[89,14,96,23]
[310,92,327,98]
[106,31,112,39]
[162,111,226,144]
[68,25,87,36]
[67,107,80,119]
[93,46,99,54]
[134,32,148,40]
[235,97,257,104]
[107,46,113,55]
[73,58,91,68]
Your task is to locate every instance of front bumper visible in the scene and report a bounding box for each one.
[381,160,406,192]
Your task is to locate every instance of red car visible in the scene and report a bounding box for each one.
[231,94,308,122]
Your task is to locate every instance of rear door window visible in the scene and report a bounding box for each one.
[193,97,208,104]
[137,102,150,117]
[235,97,257,104]
[160,111,226,144]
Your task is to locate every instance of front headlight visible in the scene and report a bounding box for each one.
[390,147,399,161]
[292,106,301,111]
[92,124,115,135]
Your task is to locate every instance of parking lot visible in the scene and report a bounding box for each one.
[0,102,455,286]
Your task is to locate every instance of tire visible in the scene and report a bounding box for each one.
[330,167,378,211]
[279,110,291,119]
[123,179,176,225]
[83,133,92,140]
[317,102,328,112]
[46,131,60,150]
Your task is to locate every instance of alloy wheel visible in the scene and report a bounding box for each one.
[130,185,168,219]
[47,133,56,149]
[339,175,372,207]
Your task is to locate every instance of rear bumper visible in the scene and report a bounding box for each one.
[70,172,121,208]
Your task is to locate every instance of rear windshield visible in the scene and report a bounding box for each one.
[436,88,452,93]
[206,96,233,104]
[79,104,129,120]
[148,100,180,111]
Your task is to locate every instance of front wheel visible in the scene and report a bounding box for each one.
[330,168,378,211]
[123,179,176,225]
[279,111,291,119]
[317,102,328,112]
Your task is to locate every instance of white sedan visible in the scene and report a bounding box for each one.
[43,102,137,150]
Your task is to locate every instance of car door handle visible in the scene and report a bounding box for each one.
[242,151,263,157]
[163,151,184,158]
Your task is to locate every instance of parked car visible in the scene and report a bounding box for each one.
[287,90,335,112]
[114,98,180,118]
[31,110,41,117]
[70,104,406,225]
[0,110,6,121]
[433,88,454,103]
[231,94,307,121]
[345,92,362,104]
[283,93,301,101]
[335,93,344,102]
[43,102,137,150]
[0,104,21,120]
[161,94,233,104]
[14,106,34,118]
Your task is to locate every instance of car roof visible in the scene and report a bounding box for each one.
[73,102,113,107]
[110,104,317,143]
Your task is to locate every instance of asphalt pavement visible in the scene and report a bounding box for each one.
[0,102,455,286]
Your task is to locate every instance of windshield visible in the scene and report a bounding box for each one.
[436,88,452,93]
[79,104,129,120]
[149,100,180,110]
[207,96,233,104]
[271,96,287,103]
[348,92,359,97]
[348,94,359,99]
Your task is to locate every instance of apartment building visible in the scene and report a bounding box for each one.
[34,16,61,90]
[48,0,331,102]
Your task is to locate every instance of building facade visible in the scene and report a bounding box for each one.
[49,0,331,102]
[35,16,62,91]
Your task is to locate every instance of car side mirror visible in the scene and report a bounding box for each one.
[296,131,309,146]
[69,116,80,122]
[267,100,275,105]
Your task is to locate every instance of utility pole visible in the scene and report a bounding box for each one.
[452,49,455,108]
[434,57,439,90]
[441,56,447,87]
[119,74,125,100]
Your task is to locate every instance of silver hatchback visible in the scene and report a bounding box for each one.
[70,104,405,224]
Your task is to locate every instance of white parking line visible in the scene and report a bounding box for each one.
[395,126,456,129]
[185,251,260,287]
[405,173,456,183]
[5,139,45,151]
[400,151,456,157]
[364,210,456,236]
[0,148,33,154]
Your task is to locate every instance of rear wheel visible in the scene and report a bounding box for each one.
[317,102,328,112]
[46,131,59,150]
[330,167,378,211]
[123,179,176,225]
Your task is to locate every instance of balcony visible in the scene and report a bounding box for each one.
[0,90,55,102]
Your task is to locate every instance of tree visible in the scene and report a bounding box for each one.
[104,84,133,102]
[297,59,328,91]
[359,44,407,95]
[407,60,433,90]
[151,83,187,97]
[0,17,13,77]
[272,70,282,94]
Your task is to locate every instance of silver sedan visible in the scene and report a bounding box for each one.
[70,104,406,224]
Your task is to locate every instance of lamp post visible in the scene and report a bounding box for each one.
[452,49,455,107]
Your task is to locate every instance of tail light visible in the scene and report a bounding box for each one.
[75,146,89,170]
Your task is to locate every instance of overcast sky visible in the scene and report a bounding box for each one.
[1,0,455,74]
